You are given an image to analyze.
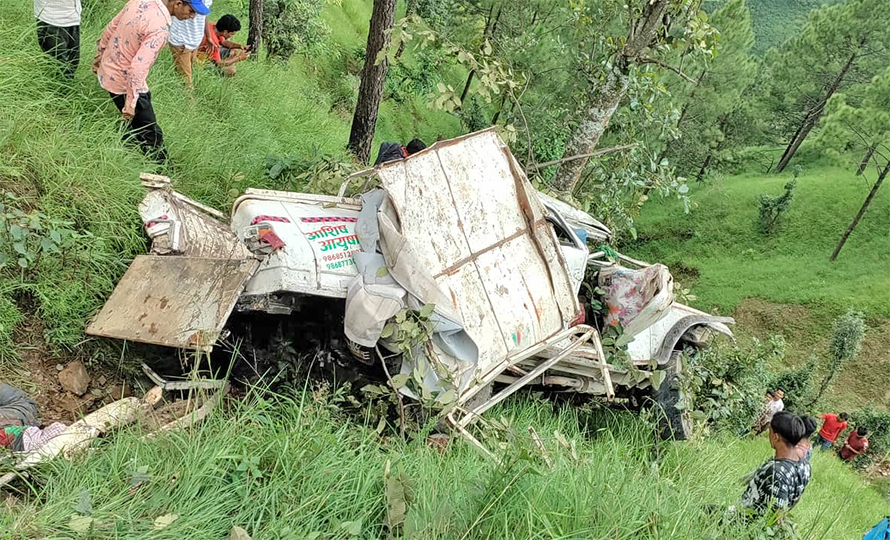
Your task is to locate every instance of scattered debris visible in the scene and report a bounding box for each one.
[58,361,90,396]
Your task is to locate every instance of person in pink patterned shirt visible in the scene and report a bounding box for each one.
[92,0,209,162]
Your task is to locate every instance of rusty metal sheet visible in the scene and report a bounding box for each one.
[86,256,258,351]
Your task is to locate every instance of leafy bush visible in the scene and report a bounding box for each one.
[263,0,329,61]
[757,166,800,235]
[264,149,356,195]
[682,336,779,434]
[0,191,78,274]
[850,407,890,468]
[769,355,817,413]
[812,310,865,403]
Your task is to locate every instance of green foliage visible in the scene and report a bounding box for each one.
[664,0,758,175]
[850,407,890,467]
[263,0,329,61]
[263,149,355,195]
[0,191,78,273]
[811,310,865,402]
[732,0,840,55]
[682,336,775,434]
[3,386,886,539]
[769,355,817,413]
[757,168,798,235]
[628,165,890,317]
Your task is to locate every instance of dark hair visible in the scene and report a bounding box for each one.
[770,412,816,445]
[766,390,775,397]
[406,139,427,155]
[839,412,850,421]
[857,426,868,437]
[217,14,241,33]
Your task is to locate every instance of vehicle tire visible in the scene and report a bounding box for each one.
[654,350,693,441]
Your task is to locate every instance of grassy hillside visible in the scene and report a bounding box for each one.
[1,0,888,537]
[627,164,890,408]
[2,389,887,539]
[0,0,463,359]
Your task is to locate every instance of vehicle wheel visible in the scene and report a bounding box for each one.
[654,350,693,441]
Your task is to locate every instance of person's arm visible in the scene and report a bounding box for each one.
[217,49,249,67]
[122,28,167,118]
[220,39,245,50]
[92,10,122,73]
[203,18,218,55]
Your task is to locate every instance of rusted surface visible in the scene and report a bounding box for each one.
[140,190,253,259]
[86,256,258,351]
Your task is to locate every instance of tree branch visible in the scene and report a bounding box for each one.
[528,143,638,170]
[638,57,697,84]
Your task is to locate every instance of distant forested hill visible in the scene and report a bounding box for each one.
[706,0,844,54]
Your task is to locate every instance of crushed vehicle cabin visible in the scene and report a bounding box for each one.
[87,130,733,450]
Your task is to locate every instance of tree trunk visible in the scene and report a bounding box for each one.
[696,152,713,182]
[775,51,858,173]
[829,159,888,261]
[347,0,397,164]
[247,0,263,57]
[551,0,670,194]
[856,145,875,176]
[490,91,508,125]
[696,113,730,181]
[460,70,475,103]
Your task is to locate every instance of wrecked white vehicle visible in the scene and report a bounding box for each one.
[87,130,732,447]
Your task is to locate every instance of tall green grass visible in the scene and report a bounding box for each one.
[1,389,885,539]
[628,165,890,319]
[0,0,462,355]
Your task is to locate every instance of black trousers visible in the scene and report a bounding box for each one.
[36,21,79,78]
[110,92,168,163]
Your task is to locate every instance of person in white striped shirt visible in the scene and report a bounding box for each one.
[167,0,212,87]
[33,0,82,77]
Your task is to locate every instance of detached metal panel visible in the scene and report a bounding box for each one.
[86,256,257,351]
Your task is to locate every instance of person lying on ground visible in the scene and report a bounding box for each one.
[34,0,82,78]
[373,138,427,166]
[197,14,248,76]
[0,383,67,453]
[740,412,816,517]
[839,426,869,461]
[168,0,214,87]
[814,412,849,451]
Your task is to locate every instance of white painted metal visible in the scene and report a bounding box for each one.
[231,191,362,299]
[374,131,582,382]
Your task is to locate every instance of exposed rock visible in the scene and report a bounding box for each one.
[58,361,90,396]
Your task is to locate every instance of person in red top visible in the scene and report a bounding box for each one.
[814,412,849,450]
[197,15,249,76]
[839,426,869,461]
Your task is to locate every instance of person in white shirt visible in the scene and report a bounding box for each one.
[754,388,786,434]
[34,0,82,77]
[167,0,212,87]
